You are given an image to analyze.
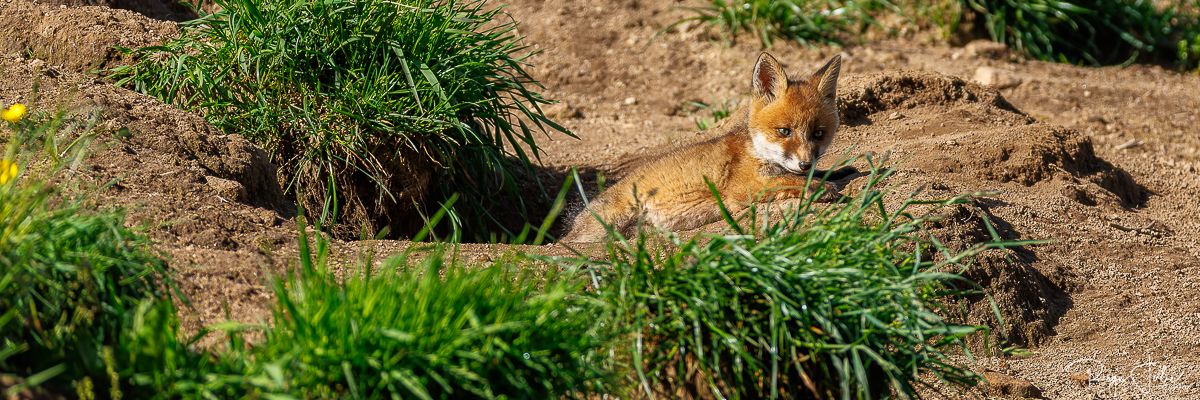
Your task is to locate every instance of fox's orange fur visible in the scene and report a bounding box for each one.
[563,53,844,243]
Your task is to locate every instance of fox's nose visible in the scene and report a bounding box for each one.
[797,161,812,171]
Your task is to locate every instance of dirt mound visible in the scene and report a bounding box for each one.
[819,71,1152,345]
[970,126,1146,207]
[905,122,1146,208]
[839,71,1028,122]
[0,0,175,73]
[837,71,1145,208]
[0,54,289,246]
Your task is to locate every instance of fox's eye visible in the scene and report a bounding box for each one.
[812,129,825,140]
[776,128,792,138]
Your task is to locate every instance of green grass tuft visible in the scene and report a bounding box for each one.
[576,162,999,399]
[687,100,737,131]
[233,223,614,398]
[680,0,892,48]
[109,0,570,240]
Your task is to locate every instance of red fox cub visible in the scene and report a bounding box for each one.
[563,52,846,243]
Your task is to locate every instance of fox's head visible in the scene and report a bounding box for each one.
[747,52,842,174]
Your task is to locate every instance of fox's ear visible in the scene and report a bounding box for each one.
[811,54,842,100]
[752,52,788,102]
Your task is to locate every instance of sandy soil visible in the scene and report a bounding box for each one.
[2,0,1199,398]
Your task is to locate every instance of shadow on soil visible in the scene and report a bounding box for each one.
[412,162,606,244]
[115,0,198,21]
[955,199,1075,347]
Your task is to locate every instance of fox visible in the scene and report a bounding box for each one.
[562,52,850,243]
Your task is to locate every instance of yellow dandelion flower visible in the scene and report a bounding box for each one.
[2,103,27,123]
[0,160,18,184]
